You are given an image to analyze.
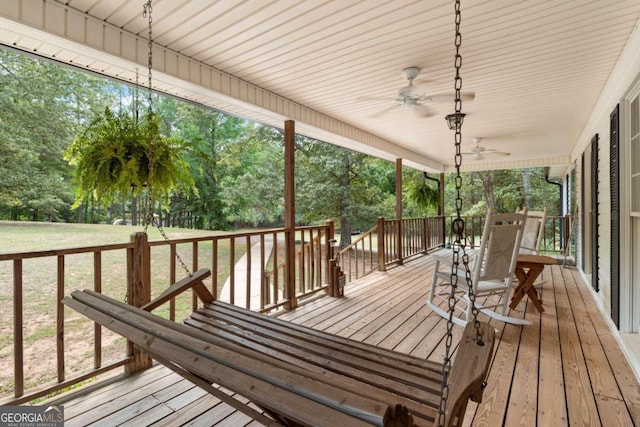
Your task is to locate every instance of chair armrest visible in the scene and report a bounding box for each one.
[142,268,213,312]
[433,249,478,266]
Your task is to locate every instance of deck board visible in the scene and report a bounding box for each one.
[46,254,640,426]
[556,266,602,426]
[537,263,567,425]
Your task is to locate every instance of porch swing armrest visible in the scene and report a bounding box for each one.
[142,268,213,312]
[445,321,495,424]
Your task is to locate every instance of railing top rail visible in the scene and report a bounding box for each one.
[0,242,134,261]
[337,224,378,256]
[0,225,335,259]
[383,215,446,224]
[147,224,331,247]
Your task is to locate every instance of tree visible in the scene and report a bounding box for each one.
[295,137,394,248]
[0,50,84,221]
[444,168,560,216]
[218,124,284,227]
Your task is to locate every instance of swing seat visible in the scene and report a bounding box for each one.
[63,268,495,427]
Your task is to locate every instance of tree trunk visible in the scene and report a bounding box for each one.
[479,171,496,210]
[521,169,533,208]
[90,194,95,224]
[76,203,84,224]
[339,216,353,249]
[131,194,138,226]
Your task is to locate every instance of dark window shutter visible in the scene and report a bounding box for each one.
[581,153,586,270]
[610,104,620,329]
[590,134,599,292]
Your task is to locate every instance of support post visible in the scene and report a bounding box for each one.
[395,158,403,265]
[125,232,152,373]
[284,120,297,309]
[440,172,446,246]
[423,216,429,253]
[325,220,335,291]
[377,217,386,272]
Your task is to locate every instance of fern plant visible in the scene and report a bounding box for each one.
[65,107,193,208]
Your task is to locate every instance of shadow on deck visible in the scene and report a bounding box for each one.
[45,253,640,426]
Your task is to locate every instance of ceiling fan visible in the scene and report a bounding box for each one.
[462,137,511,159]
[361,66,475,118]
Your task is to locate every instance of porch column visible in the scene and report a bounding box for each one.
[125,232,152,373]
[396,158,403,265]
[284,120,297,309]
[440,172,446,245]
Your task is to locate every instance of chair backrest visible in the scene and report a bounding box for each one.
[473,208,527,285]
[517,207,547,255]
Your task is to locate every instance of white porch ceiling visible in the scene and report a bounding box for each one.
[1,0,640,175]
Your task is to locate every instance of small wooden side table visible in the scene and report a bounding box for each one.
[510,254,556,313]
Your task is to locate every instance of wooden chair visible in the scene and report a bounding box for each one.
[64,269,494,427]
[516,207,548,288]
[427,208,529,326]
[518,207,546,255]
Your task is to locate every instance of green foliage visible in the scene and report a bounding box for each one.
[444,168,561,216]
[405,170,440,216]
[65,108,193,207]
[294,137,395,246]
[0,49,80,220]
[0,47,563,230]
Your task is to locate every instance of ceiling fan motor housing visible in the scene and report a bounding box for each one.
[401,66,421,80]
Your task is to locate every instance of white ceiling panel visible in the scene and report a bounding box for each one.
[1,0,639,174]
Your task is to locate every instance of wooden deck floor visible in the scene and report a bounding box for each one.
[47,254,640,426]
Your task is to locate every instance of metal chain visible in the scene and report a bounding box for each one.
[142,1,192,277]
[437,1,483,425]
[142,0,154,235]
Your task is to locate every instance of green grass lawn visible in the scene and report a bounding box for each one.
[0,221,248,401]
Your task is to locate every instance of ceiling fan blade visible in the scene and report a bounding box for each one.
[369,104,402,118]
[414,104,437,118]
[462,149,510,158]
[486,151,511,157]
[423,91,476,102]
[355,95,391,102]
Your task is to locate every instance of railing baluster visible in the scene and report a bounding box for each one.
[273,233,278,304]
[57,255,65,383]
[299,231,305,294]
[230,237,235,305]
[93,252,102,369]
[246,235,251,309]
[170,243,177,321]
[260,234,266,309]
[212,238,218,299]
[193,241,199,311]
[13,259,23,398]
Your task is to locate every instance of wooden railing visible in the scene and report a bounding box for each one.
[335,224,379,283]
[0,213,571,405]
[335,214,571,286]
[444,214,571,255]
[0,222,333,405]
[263,224,334,305]
[335,216,447,284]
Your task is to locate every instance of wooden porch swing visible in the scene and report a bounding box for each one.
[63,1,494,426]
